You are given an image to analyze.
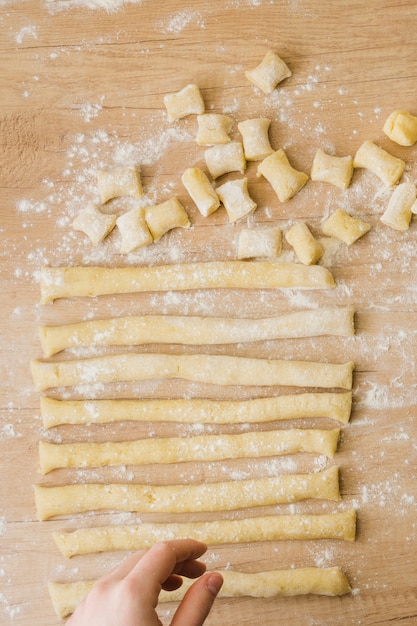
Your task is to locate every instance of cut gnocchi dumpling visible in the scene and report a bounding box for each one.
[163,83,205,122]
[97,166,143,204]
[310,149,354,189]
[204,141,246,179]
[216,178,257,222]
[72,206,116,246]
[353,140,405,187]
[257,149,308,202]
[322,209,370,245]
[181,167,220,217]
[245,51,292,94]
[238,118,273,161]
[285,222,323,265]
[381,181,416,231]
[116,207,153,254]
[196,114,234,145]
[383,110,417,146]
[237,226,282,259]
[145,198,190,242]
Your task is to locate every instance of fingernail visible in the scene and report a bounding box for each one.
[206,572,223,597]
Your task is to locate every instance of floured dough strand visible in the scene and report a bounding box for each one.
[40,391,353,428]
[34,467,340,520]
[53,509,357,557]
[49,566,351,618]
[38,307,355,357]
[39,262,336,303]
[30,353,354,391]
[39,428,340,474]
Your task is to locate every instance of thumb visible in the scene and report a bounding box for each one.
[170,572,223,626]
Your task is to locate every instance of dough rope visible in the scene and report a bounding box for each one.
[53,509,357,557]
[34,466,340,520]
[39,428,340,474]
[49,566,351,619]
[40,392,352,428]
[31,353,354,391]
[39,261,336,303]
[39,307,355,357]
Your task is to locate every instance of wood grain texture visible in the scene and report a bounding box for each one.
[2,1,417,624]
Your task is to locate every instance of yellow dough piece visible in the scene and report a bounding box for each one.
[39,428,340,474]
[39,262,336,304]
[383,109,417,146]
[30,353,354,391]
[257,149,309,202]
[49,565,351,618]
[245,51,292,94]
[97,166,143,204]
[34,467,340,520]
[53,509,357,557]
[353,140,405,187]
[40,391,352,428]
[38,308,354,357]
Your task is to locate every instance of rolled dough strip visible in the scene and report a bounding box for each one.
[39,428,340,474]
[34,466,340,520]
[30,353,354,391]
[49,566,351,618]
[39,262,336,304]
[40,392,352,428]
[39,307,355,357]
[54,509,357,557]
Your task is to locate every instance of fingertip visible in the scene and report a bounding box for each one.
[206,572,223,598]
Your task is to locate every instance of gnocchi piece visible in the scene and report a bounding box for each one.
[181,167,220,217]
[145,197,190,241]
[257,149,308,202]
[237,227,282,259]
[97,166,143,204]
[196,114,234,145]
[285,222,323,265]
[353,140,405,187]
[238,118,274,161]
[245,51,292,94]
[310,149,354,189]
[163,83,205,122]
[72,206,116,246]
[216,178,257,222]
[116,207,153,254]
[204,141,246,179]
[380,181,416,231]
[322,209,370,245]
[383,110,417,146]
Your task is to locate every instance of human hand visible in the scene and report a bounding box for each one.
[66,539,223,626]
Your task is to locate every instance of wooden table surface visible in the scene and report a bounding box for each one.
[2,1,417,624]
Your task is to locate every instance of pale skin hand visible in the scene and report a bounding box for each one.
[66,539,223,626]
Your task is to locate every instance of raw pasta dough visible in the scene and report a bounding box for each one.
[30,353,354,391]
[49,566,351,618]
[54,509,357,557]
[39,428,340,474]
[40,391,352,428]
[38,307,355,357]
[39,262,336,303]
[34,466,340,520]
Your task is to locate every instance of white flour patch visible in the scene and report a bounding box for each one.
[156,10,206,34]
[45,0,143,13]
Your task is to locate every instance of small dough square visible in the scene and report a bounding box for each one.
[257,149,308,202]
[322,209,370,245]
[196,114,234,145]
[204,142,246,179]
[245,51,292,94]
[353,141,405,187]
[145,197,190,241]
[216,178,257,222]
[383,110,417,146]
[310,149,353,190]
[97,166,143,204]
[181,167,220,217]
[72,206,116,246]
[238,227,282,259]
[116,207,153,254]
[238,118,274,161]
[163,84,205,122]
[285,222,323,265]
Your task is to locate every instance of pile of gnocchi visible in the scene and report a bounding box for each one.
[72,51,417,264]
